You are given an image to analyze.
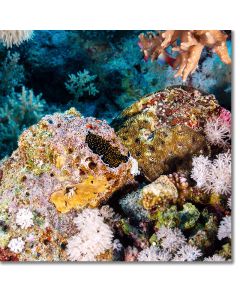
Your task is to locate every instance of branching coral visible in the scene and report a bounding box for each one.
[0,30,33,48]
[138,30,231,81]
[137,226,202,262]
[191,152,231,195]
[0,51,25,96]
[65,69,99,101]
[0,87,46,158]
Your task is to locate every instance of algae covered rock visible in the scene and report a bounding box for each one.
[141,176,178,210]
[0,108,137,261]
[11,108,136,212]
[113,86,219,181]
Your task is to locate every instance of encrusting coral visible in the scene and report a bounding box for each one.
[114,86,219,181]
[138,30,231,81]
[0,108,138,261]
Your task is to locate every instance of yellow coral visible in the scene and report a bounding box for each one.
[50,175,109,213]
[141,176,178,210]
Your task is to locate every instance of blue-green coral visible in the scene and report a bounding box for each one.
[0,87,46,158]
[65,69,99,101]
[0,51,25,96]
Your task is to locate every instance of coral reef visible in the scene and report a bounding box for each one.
[114,86,219,181]
[0,30,232,263]
[0,108,136,261]
[139,30,231,81]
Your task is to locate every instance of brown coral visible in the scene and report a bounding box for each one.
[141,176,178,210]
[115,87,215,181]
[139,30,231,81]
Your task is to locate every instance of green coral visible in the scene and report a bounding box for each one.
[153,205,180,229]
[65,69,99,101]
[179,203,200,230]
[0,87,47,158]
[0,51,25,96]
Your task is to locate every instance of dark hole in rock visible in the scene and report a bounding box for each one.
[79,169,85,176]
[68,148,73,154]
[135,138,140,144]
[88,161,97,170]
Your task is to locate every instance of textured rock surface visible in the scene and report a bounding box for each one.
[141,176,178,210]
[0,108,136,261]
[120,175,179,216]
[114,86,219,181]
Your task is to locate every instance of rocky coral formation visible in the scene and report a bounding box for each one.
[141,176,178,210]
[114,86,219,181]
[120,175,178,219]
[0,108,137,261]
[139,30,231,81]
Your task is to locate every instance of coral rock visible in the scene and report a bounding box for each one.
[114,87,216,181]
[0,108,136,261]
[141,176,178,210]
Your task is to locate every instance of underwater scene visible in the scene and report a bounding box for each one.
[0,30,231,262]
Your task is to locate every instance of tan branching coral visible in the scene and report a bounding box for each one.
[138,30,231,81]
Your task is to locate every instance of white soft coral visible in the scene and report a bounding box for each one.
[156,227,186,252]
[218,216,231,240]
[204,117,231,148]
[16,208,34,229]
[67,208,113,261]
[173,244,202,261]
[191,155,211,189]
[8,237,25,253]
[191,151,231,195]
